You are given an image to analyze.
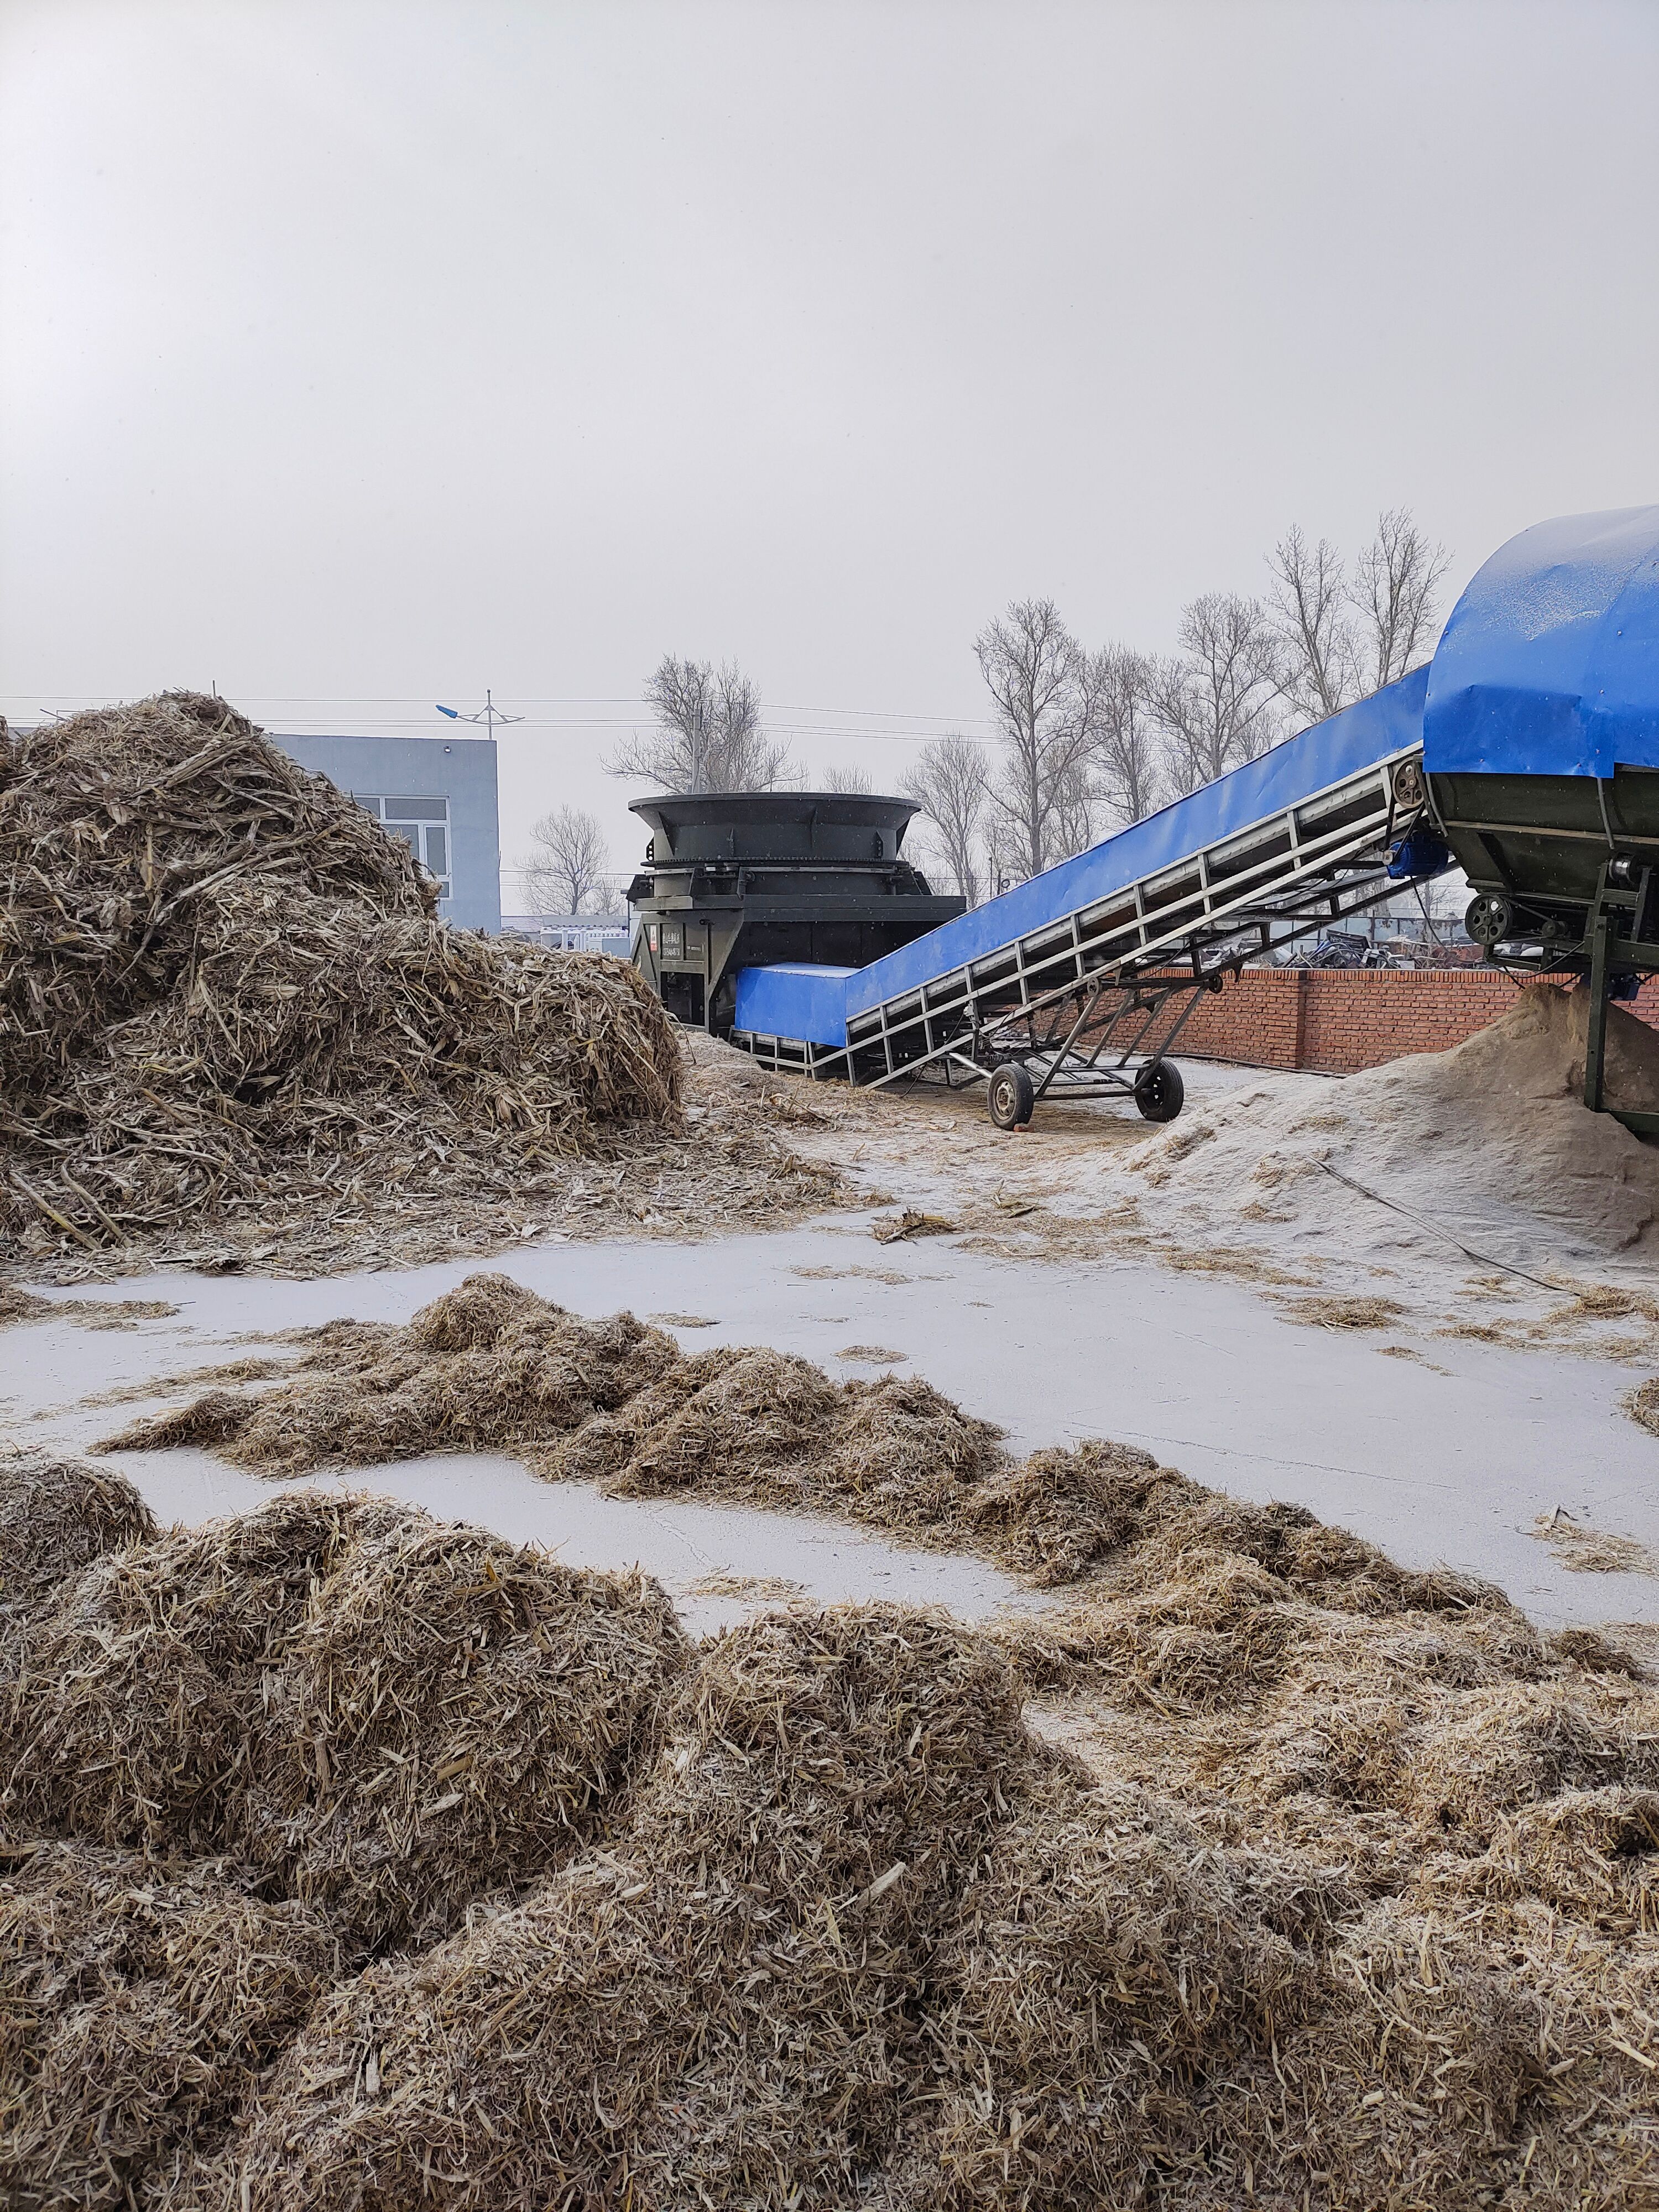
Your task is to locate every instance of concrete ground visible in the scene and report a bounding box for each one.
[8,1104,1658,1632]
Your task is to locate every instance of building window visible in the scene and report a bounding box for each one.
[355,795,452,903]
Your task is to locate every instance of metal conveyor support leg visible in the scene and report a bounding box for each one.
[1584,899,1611,1118]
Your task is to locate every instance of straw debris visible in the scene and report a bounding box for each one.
[0,1829,338,2211]
[0,1451,157,1626]
[0,695,842,1279]
[2,1485,687,1954]
[2,1449,1657,2204]
[101,1275,1204,1585]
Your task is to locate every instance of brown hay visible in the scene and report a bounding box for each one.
[0,1829,339,2211]
[0,1287,178,1329]
[872,1208,958,1241]
[0,1452,156,1620]
[0,692,682,1267]
[173,1605,1039,2210]
[1,1462,1657,2203]
[2,1489,686,1953]
[1627,1374,1659,1436]
[137,1595,1659,2212]
[1532,1505,1659,1577]
[1275,1292,1406,1329]
[28,1298,1658,2200]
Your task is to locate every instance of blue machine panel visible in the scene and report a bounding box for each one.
[843,667,1428,1019]
[732,962,857,1047]
[1423,505,1659,779]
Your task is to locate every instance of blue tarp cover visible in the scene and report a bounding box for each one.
[1423,505,1659,779]
[732,668,1427,1050]
[844,666,1427,1019]
[732,962,858,1047]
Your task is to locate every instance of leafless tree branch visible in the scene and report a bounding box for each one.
[899,733,989,905]
[1351,508,1452,691]
[1266,526,1358,726]
[1082,645,1162,826]
[1149,593,1282,796]
[820,762,874,793]
[519,805,612,916]
[606,655,794,791]
[975,599,1096,880]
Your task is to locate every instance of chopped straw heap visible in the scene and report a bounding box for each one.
[0,693,681,1269]
[6,1426,1658,2204]
[2,1480,686,1958]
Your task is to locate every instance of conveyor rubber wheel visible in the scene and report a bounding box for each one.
[1133,1058,1185,1122]
[987,1063,1035,1129]
[1465,891,1515,948]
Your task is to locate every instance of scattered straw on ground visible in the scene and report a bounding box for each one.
[872,1208,959,1243]
[1627,1375,1659,1437]
[5,1429,1659,2204]
[1274,1292,1406,1330]
[98,1271,1173,1587]
[0,1287,179,1329]
[0,695,846,1283]
[1532,1507,1659,1579]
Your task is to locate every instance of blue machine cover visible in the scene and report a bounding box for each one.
[1423,505,1659,779]
[731,668,1427,1048]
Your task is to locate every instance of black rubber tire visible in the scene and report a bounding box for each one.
[987,1063,1036,1130]
[1465,891,1515,948]
[1133,1058,1185,1123]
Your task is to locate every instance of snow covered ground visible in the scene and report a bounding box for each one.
[7,1167,1657,1634]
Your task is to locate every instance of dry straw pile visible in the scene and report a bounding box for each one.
[5,1434,1658,2204]
[3,1480,686,1959]
[0,693,681,1270]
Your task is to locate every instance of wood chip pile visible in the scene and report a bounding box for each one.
[4,1439,1656,2205]
[0,694,680,1266]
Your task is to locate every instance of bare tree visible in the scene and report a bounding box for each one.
[975,599,1095,881]
[1265,527,1357,726]
[520,806,612,916]
[1082,645,1162,826]
[606,656,794,791]
[820,761,873,793]
[1351,508,1451,691]
[899,733,989,905]
[1150,593,1281,795]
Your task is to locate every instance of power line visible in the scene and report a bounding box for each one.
[0,691,998,732]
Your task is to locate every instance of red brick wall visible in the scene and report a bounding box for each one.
[1139,968,1659,1076]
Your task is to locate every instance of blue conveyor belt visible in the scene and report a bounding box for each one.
[733,667,1427,1051]
[728,504,1659,1068]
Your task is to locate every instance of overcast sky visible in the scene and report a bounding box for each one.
[3,0,1657,904]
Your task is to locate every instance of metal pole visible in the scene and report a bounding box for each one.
[1584,895,1611,1115]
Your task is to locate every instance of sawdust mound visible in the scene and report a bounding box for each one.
[0,1829,338,2211]
[2,1490,686,1953]
[1125,979,1659,1259]
[0,693,679,1258]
